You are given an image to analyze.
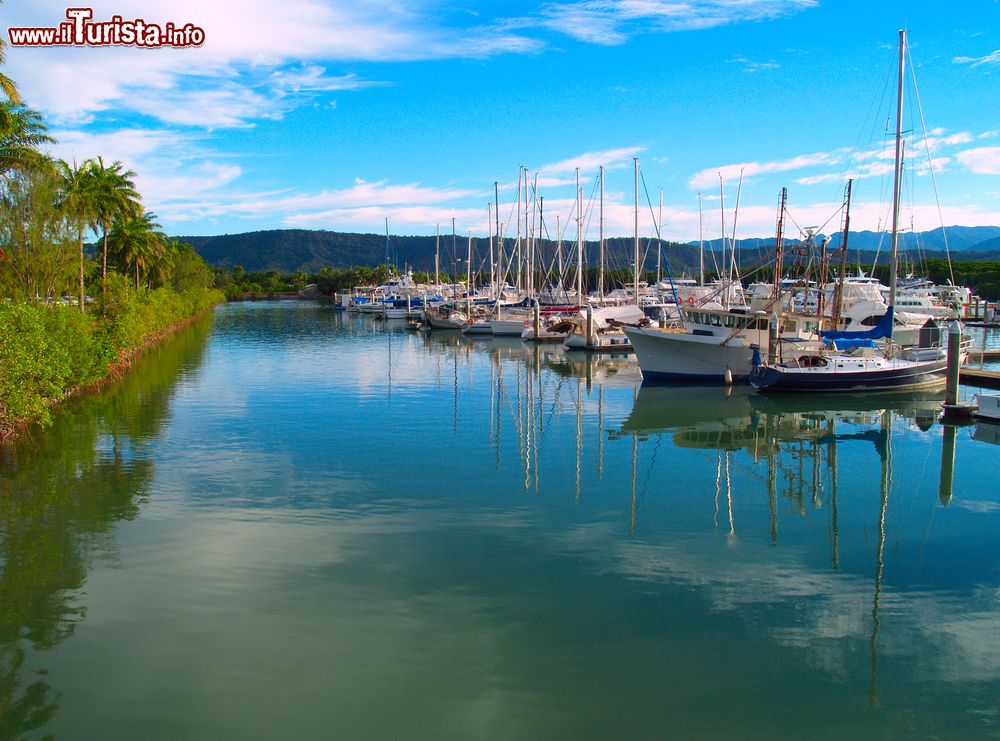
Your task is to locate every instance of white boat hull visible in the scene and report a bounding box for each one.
[563,331,632,352]
[427,316,467,330]
[490,318,527,336]
[624,327,755,381]
[975,393,1000,421]
[462,320,494,335]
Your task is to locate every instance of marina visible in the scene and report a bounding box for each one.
[2,301,1000,738]
[3,4,1000,737]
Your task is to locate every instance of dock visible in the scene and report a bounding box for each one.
[967,349,1000,362]
[960,368,1000,389]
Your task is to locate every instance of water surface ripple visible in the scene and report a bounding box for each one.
[2,301,999,739]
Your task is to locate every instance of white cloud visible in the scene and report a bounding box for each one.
[953,49,1000,67]
[525,0,818,45]
[794,161,893,186]
[729,55,780,73]
[538,146,646,175]
[957,147,1000,175]
[4,0,538,127]
[688,150,844,190]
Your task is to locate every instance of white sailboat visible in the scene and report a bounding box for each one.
[750,30,960,393]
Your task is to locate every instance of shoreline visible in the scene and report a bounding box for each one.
[0,302,222,446]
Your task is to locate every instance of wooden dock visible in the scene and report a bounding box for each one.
[967,349,1000,362]
[961,368,1000,389]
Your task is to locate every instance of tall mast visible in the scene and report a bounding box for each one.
[487,205,494,299]
[451,217,457,301]
[599,165,605,302]
[888,28,906,314]
[515,167,522,294]
[698,192,704,286]
[576,167,583,302]
[773,187,787,302]
[466,230,472,309]
[833,179,853,325]
[529,171,537,299]
[494,181,501,301]
[435,224,440,287]
[538,196,545,298]
[719,176,727,308]
[656,188,663,286]
[385,217,391,278]
[633,157,640,305]
[557,214,563,290]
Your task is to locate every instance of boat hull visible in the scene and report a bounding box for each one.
[563,332,632,352]
[490,318,527,336]
[427,316,466,330]
[624,327,755,382]
[974,393,1000,421]
[462,321,493,335]
[750,358,948,392]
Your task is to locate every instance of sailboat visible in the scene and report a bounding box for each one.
[750,30,961,393]
[564,159,645,351]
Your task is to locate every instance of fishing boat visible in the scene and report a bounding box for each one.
[750,30,957,394]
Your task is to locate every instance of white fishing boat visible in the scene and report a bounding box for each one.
[626,307,823,382]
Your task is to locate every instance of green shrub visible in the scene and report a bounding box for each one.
[0,282,223,437]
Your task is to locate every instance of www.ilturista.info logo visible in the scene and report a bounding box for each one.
[8,8,205,48]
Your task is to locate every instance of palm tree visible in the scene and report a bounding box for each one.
[0,103,53,179]
[56,159,98,311]
[88,156,141,284]
[0,8,20,106]
[109,210,166,289]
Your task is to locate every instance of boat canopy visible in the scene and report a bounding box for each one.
[821,306,893,342]
[593,304,645,330]
[826,338,879,351]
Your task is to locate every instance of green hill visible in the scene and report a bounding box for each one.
[177,228,1000,281]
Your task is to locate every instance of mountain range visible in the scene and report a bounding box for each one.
[177,226,1000,275]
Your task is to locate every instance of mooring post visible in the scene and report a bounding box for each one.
[586,305,594,347]
[939,424,956,506]
[945,320,962,407]
[533,300,540,340]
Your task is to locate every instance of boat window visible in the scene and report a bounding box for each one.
[709,314,721,327]
[785,320,797,332]
[861,315,881,327]
[723,315,735,328]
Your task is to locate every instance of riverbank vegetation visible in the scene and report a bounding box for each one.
[0,37,222,441]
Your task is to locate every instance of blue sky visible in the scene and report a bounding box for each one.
[4,0,1000,241]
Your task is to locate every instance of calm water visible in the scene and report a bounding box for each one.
[2,301,999,739]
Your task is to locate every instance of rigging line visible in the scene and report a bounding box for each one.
[638,168,662,241]
[814,204,845,237]
[837,44,898,187]
[784,209,805,238]
[907,42,955,285]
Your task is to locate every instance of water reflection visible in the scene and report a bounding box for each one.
[0,316,213,738]
[3,305,999,738]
